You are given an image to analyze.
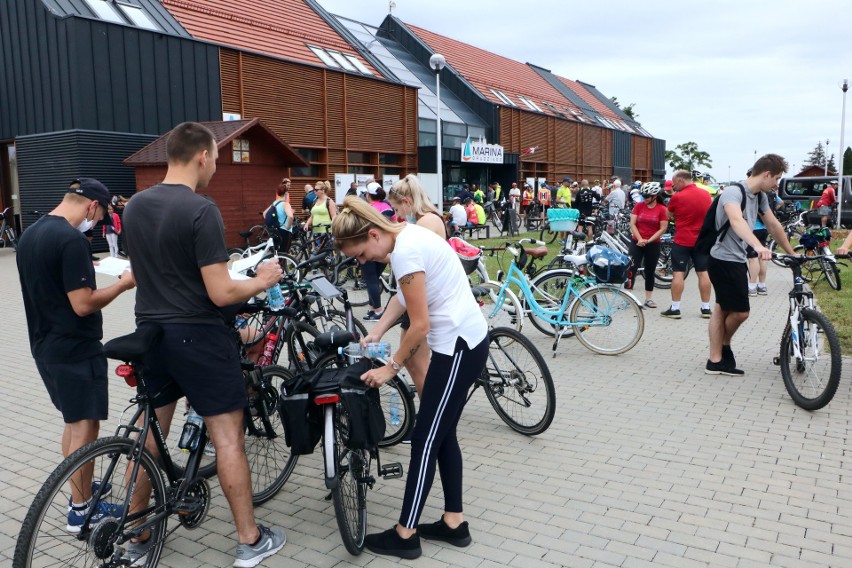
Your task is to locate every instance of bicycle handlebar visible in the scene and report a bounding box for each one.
[772,252,850,266]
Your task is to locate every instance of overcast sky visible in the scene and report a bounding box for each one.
[318,0,851,181]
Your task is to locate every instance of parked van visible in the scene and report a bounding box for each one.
[778,175,851,227]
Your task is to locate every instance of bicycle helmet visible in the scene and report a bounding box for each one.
[640,182,661,197]
[631,181,642,189]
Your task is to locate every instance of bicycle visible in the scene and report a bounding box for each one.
[1,206,18,250]
[15,325,221,567]
[771,254,845,410]
[793,227,842,290]
[486,239,644,356]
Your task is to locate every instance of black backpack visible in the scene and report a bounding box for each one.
[693,183,765,256]
[264,200,285,228]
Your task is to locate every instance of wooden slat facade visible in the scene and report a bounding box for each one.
[220,48,419,205]
[499,106,653,184]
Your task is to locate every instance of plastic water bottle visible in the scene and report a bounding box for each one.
[389,389,401,426]
[178,407,203,452]
[267,284,284,311]
[340,342,392,362]
[257,332,278,367]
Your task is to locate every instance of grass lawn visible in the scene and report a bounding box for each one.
[465,229,566,282]
[810,231,852,352]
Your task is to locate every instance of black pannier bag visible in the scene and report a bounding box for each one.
[277,359,385,454]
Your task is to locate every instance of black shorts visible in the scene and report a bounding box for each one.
[745,229,769,259]
[141,323,247,417]
[708,257,749,313]
[671,243,709,272]
[35,355,109,423]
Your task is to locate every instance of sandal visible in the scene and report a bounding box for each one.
[643,299,657,309]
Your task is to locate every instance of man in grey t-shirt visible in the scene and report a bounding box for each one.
[705,154,795,376]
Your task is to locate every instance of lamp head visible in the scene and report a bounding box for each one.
[429,53,446,72]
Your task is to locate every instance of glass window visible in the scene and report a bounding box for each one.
[116,3,160,30]
[345,55,373,75]
[443,122,466,137]
[418,118,437,133]
[292,164,321,177]
[83,0,124,23]
[327,51,357,72]
[231,138,250,164]
[518,96,543,113]
[308,46,340,68]
[379,153,401,165]
[295,147,321,162]
[348,151,371,164]
[348,166,375,175]
[419,131,437,146]
[468,126,486,140]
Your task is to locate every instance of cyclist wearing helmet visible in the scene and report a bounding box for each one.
[629,181,644,206]
[627,182,668,308]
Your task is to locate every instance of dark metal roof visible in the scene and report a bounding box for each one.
[124,119,309,167]
[39,0,189,36]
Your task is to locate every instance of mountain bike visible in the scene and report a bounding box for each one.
[771,254,845,410]
[0,207,18,250]
[793,227,842,290]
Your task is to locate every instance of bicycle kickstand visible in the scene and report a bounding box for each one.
[551,327,569,358]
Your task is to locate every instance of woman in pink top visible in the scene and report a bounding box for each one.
[627,182,668,308]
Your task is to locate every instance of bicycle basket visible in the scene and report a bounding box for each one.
[547,208,580,232]
[448,236,482,275]
[586,245,630,284]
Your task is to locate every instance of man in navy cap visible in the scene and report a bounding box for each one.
[16,177,135,531]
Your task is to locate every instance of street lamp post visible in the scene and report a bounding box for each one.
[824,139,830,176]
[837,80,848,228]
[429,53,446,213]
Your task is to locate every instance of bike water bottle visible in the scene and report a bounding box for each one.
[257,332,278,367]
[178,407,203,452]
[267,283,284,311]
[389,389,401,426]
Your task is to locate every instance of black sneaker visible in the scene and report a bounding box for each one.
[364,527,421,559]
[705,359,744,376]
[417,516,472,547]
[700,307,712,319]
[722,345,736,368]
[661,307,681,319]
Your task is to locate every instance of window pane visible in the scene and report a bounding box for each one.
[419,131,437,146]
[292,165,321,177]
[83,0,124,23]
[468,126,486,140]
[328,51,357,72]
[379,153,400,165]
[418,118,437,133]
[295,147,320,162]
[308,46,340,68]
[345,55,373,75]
[117,4,160,30]
[348,151,371,164]
[442,122,466,137]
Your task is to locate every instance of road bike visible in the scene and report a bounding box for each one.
[771,254,845,410]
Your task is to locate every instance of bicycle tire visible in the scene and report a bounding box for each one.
[653,243,673,290]
[779,308,841,411]
[334,263,370,307]
[14,437,168,568]
[311,308,368,340]
[282,321,321,373]
[820,258,841,291]
[525,269,578,338]
[476,281,524,331]
[329,404,368,555]
[246,365,300,505]
[482,327,555,435]
[247,225,269,248]
[570,286,644,355]
[312,353,415,447]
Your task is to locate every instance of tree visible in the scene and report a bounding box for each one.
[804,141,836,172]
[827,153,837,173]
[664,141,713,172]
[609,97,639,123]
[844,147,852,175]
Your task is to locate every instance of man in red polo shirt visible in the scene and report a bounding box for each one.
[661,170,713,319]
[816,180,837,227]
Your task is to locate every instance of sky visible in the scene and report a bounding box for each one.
[317,0,852,182]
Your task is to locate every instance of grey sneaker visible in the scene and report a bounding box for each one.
[234,525,286,568]
[756,285,767,295]
[748,287,758,297]
[124,537,154,567]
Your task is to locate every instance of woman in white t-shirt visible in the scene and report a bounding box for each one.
[332,196,488,560]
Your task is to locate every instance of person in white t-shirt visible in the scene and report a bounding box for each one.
[448,196,467,232]
[332,197,488,560]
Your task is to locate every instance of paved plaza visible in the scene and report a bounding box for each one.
[1,247,851,567]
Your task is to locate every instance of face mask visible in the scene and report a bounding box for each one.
[405,214,416,223]
[77,217,94,232]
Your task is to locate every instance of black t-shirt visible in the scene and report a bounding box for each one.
[576,188,596,215]
[16,215,103,362]
[122,184,230,325]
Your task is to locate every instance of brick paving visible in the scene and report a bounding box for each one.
[1,247,851,567]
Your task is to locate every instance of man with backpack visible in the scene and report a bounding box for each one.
[702,154,795,376]
[660,170,713,319]
[574,179,597,237]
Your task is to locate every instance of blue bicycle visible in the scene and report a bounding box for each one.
[485,239,645,356]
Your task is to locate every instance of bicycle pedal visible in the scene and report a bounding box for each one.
[379,462,403,479]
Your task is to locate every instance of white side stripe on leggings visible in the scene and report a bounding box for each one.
[404,350,463,528]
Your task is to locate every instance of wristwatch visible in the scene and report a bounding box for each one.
[389,358,402,371]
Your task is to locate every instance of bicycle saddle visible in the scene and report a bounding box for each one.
[524,246,549,259]
[313,330,356,351]
[571,230,587,241]
[239,230,253,239]
[470,286,490,298]
[103,324,163,362]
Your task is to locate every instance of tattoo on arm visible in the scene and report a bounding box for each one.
[402,343,421,366]
[398,274,414,286]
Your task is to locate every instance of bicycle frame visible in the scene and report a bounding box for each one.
[783,261,817,364]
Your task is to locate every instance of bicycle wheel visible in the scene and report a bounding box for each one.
[329,405,368,555]
[281,321,321,373]
[335,262,370,308]
[820,258,841,291]
[312,353,415,447]
[779,308,841,411]
[482,327,555,435]
[14,437,168,568]
[311,308,368,340]
[653,243,673,289]
[475,281,524,331]
[525,270,577,338]
[247,225,268,248]
[792,245,820,281]
[246,365,300,505]
[570,285,644,355]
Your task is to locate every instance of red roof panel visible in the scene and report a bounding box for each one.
[406,24,585,121]
[161,0,380,76]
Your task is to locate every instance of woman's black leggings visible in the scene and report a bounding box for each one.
[628,240,661,292]
[360,260,386,309]
[398,335,489,529]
